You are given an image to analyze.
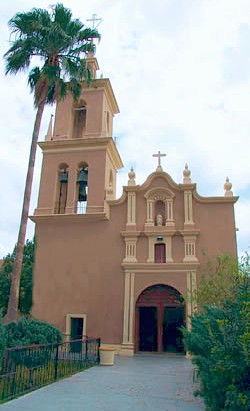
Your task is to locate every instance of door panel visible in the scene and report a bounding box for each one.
[139,307,158,351]
[163,307,184,352]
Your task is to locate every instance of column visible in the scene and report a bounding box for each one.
[145,199,154,226]
[165,199,174,226]
[121,272,135,356]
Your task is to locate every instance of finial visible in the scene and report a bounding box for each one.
[224,177,233,197]
[128,167,136,186]
[183,163,191,184]
[45,114,54,141]
[152,151,166,172]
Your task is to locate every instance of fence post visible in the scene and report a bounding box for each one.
[54,343,59,381]
[97,338,101,363]
[85,338,88,364]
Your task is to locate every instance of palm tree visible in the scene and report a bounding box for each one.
[4,3,100,323]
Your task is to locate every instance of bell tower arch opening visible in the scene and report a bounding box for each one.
[76,162,88,214]
[55,164,69,214]
[136,284,185,353]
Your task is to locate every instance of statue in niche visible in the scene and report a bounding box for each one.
[156,213,163,226]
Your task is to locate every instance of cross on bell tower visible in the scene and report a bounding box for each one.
[86,13,103,29]
[152,151,166,172]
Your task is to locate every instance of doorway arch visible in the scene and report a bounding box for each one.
[135,284,185,353]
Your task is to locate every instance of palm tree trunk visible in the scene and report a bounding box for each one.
[5,100,46,323]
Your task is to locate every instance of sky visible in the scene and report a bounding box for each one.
[0,0,249,258]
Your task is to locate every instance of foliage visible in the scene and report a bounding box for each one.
[183,254,250,411]
[4,3,100,107]
[195,253,248,308]
[0,315,7,366]
[3,317,62,347]
[0,239,34,316]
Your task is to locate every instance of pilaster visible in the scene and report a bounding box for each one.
[121,272,135,356]
[184,190,194,227]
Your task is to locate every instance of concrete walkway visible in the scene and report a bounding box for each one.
[0,354,204,411]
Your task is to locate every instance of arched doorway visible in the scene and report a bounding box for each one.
[136,284,185,353]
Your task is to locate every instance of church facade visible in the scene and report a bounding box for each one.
[31,56,238,355]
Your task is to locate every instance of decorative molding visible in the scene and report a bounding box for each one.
[144,187,175,200]
[121,262,200,273]
[30,212,108,223]
[38,137,123,170]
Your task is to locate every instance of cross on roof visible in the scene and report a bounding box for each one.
[152,151,166,171]
[86,13,103,29]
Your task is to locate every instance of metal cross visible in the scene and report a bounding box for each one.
[86,13,103,29]
[152,151,166,171]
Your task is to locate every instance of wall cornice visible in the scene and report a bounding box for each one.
[121,262,200,273]
[30,213,108,223]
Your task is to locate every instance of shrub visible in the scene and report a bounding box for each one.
[0,315,7,366]
[4,317,62,347]
[183,279,250,411]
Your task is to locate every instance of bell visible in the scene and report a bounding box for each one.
[60,169,68,183]
[77,168,88,184]
[78,183,87,201]
[77,168,88,201]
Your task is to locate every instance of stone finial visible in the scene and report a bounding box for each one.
[45,114,54,141]
[128,167,136,186]
[224,177,233,197]
[183,163,191,184]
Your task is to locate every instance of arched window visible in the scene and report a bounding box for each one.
[154,243,166,263]
[76,163,88,214]
[155,200,165,226]
[73,101,87,139]
[56,166,68,214]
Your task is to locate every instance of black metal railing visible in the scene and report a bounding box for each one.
[0,337,100,403]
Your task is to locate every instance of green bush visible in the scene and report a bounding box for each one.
[183,279,250,411]
[2,318,62,369]
[4,317,62,347]
[0,315,7,366]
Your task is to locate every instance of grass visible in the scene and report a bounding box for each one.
[0,358,96,403]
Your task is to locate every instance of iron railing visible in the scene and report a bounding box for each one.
[0,337,101,403]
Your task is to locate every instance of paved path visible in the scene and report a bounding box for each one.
[1,354,204,411]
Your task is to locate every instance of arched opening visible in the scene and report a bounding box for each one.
[136,284,185,353]
[72,101,87,139]
[55,164,69,214]
[76,162,88,213]
[155,200,165,226]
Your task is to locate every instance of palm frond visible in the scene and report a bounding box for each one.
[4,3,101,106]
[8,9,50,37]
[27,67,41,92]
[78,28,101,42]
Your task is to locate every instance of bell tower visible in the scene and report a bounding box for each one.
[34,55,123,219]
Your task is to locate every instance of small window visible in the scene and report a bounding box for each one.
[73,104,87,139]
